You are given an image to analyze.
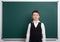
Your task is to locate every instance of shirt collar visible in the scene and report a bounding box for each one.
[32,20,40,23]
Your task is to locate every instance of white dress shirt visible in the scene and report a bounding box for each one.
[25,20,46,42]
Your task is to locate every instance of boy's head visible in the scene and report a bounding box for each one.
[32,10,40,21]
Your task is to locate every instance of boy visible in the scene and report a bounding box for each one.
[26,10,46,42]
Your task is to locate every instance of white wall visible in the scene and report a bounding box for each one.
[0,0,60,42]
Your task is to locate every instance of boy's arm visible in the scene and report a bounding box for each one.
[25,23,31,42]
[41,23,46,42]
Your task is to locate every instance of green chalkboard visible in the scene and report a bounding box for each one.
[2,2,57,39]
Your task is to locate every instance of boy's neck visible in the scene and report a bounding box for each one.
[33,20,40,23]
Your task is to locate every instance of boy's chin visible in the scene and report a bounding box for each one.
[34,19,39,21]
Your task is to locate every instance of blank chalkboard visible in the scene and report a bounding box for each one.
[2,2,57,39]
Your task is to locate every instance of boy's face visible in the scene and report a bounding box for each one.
[32,12,40,21]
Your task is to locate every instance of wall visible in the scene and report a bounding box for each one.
[0,0,59,42]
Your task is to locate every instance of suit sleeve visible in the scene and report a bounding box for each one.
[25,23,31,42]
[41,23,46,42]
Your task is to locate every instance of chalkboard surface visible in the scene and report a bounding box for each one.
[2,2,57,39]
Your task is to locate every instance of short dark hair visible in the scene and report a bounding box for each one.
[32,10,40,15]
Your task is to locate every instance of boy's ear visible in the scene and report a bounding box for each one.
[32,16,33,18]
[39,16,40,19]
[39,15,40,18]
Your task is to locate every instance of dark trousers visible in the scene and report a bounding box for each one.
[29,40,42,42]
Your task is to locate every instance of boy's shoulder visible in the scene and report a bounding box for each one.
[28,22,44,25]
[28,23,31,26]
[28,22,45,27]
